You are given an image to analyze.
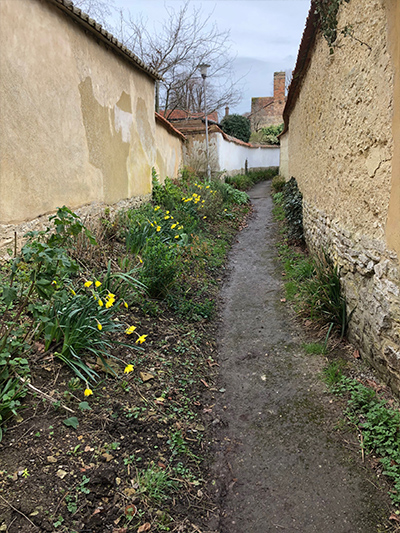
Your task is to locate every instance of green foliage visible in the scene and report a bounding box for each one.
[282,177,304,242]
[139,238,181,299]
[226,168,278,191]
[327,371,400,505]
[271,174,286,193]
[250,123,284,145]
[136,464,178,503]
[314,0,351,52]
[220,114,251,143]
[303,342,327,355]
[277,243,347,334]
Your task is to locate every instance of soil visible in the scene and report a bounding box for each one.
[0,181,397,532]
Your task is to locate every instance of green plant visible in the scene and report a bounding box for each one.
[314,0,351,51]
[326,372,400,505]
[303,342,327,355]
[220,114,251,143]
[139,238,181,299]
[271,174,286,193]
[136,464,178,503]
[250,123,284,145]
[282,177,304,242]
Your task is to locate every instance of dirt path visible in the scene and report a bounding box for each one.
[207,181,390,533]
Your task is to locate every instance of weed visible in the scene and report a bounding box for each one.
[325,370,400,505]
[136,464,178,503]
[303,342,327,355]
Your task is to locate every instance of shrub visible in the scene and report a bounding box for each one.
[282,177,304,242]
[271,174,286,193]
[220,114,251,143]
[139,237,181,298]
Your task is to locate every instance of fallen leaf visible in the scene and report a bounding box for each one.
[102,452,113,462]
[389,513,400,522]
[200,379,209,388]
[280,298,286,303]
[353,349,361,359]
[123,488,136,498]
[63,417,79,429]
[113,529,127,533]
[140,372,155,382]
[157,461,166,469]
[125,504,137,518]
[137,523,151,533]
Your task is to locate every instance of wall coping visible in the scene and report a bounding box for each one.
[155,112,187,142]
[48,0,161,81]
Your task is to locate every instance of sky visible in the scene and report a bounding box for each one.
[108,0,311,115]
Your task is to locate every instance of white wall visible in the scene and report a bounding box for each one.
[215,132,279,175]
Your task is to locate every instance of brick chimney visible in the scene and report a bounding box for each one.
[274,72,285,102]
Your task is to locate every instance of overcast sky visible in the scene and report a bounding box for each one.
[108,0,311,115]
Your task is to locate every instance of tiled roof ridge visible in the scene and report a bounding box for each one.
[155,112,187,141]
[282,0,319,134]
[48,0,161,81]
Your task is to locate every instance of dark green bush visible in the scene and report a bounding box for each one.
[282,177,304,242]
[139,238,181,299]
[220,114,251,143]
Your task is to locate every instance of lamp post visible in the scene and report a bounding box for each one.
[199,63,211,181]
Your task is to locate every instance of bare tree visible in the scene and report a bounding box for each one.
[114,1,242,116]
[73,0,242,117]
[285,69,293,95]
[73,0,115,29]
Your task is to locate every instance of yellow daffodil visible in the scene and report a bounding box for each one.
[139,258,143,263]
[98,299,104,307]
[95,280,102,288]
[203,216,207,219]
[51,280,57,286]
[166,210,170,214]
[105,301,113,308]
[124,301,129,309]
[84,388,93,397]
[171,224,177,229]
[97,322,103,331]
[70,288,76,296]
[124,364,134,374]
[164,215,170,220]
[135,334,148,344]
[206,185,210,189]
[154,206,160,211]
[84,281,93,288]
[125,325,136,335]
[174,235,179,239]
[178,225,183,230]
[156,226,161,232]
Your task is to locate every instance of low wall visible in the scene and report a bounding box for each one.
[184,129,279,176]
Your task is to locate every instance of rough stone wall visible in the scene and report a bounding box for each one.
[287,0,400,391]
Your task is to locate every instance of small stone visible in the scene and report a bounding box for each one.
[102,452,113,462]
[47,456,57,463]
[123,487,136,498]
[56,469,68,479]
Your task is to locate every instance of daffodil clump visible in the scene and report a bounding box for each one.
[41,278,147,382]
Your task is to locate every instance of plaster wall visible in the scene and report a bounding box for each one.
[287,0,400,391]
[154,121,184,184]
[0,0,159,231]
[184,131,279,177]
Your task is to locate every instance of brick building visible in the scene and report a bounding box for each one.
[250,71,286,132]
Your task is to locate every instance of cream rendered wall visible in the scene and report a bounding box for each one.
[154,122,184,183]
[0,0,156,228]
[216,134,279,175]
[286,0,400,391]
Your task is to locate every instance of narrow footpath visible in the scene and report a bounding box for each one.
[207,181,391,533]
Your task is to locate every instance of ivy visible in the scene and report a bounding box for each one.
[314,0,351,52]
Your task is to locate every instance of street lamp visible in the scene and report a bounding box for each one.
[199,63,211,181]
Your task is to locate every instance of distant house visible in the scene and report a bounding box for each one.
[250,71,286,132]
[280,0,400,392]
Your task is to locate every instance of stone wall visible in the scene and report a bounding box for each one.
[286,0,400,391]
